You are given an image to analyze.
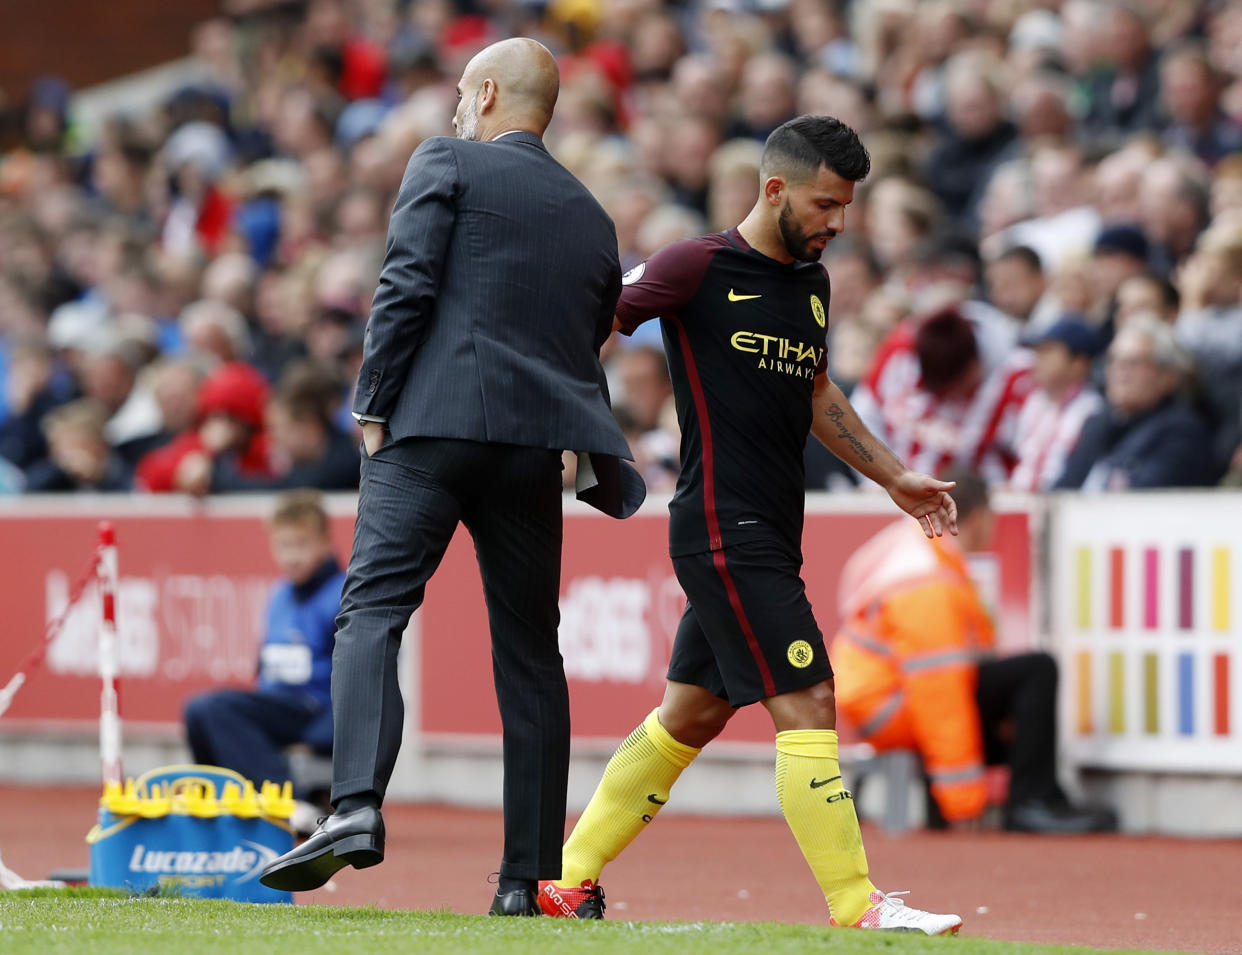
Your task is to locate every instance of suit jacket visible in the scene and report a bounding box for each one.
[211,427,361,492]
[356,130,635,439]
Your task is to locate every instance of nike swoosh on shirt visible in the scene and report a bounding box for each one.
[728,289,762,302]
[809,776,842,789]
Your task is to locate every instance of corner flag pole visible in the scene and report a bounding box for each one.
[97,522,122,787]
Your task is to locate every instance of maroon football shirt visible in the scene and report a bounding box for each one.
[616,228,830,558]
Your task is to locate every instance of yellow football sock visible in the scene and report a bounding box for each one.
[559,708,700,887]
[775,729,877,926]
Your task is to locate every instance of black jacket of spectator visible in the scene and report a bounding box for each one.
[24,454,133,492]
[211,425,360,492]
[923,120,1017,220]
[114,429,177,469]
[1083,57,1163,140]
[0,390,62,470]
[1054,396,1217,490]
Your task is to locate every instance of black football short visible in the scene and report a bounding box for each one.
[667,539,832,706]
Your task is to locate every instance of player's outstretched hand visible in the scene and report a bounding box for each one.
[886,471,958,538]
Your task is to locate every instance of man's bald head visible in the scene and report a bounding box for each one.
[454,38,560,140]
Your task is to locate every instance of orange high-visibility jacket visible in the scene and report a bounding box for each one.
[831,520,996,822]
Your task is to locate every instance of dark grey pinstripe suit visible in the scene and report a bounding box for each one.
[333,131,642,882]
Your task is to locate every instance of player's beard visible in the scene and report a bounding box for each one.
[456,92,481,141]
[778,201,835,263]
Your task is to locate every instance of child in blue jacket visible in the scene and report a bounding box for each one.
[184,489,345,829]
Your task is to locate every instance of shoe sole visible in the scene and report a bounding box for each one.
[877,926,961,936]
[259,834,384,892]
[837,921,963,935]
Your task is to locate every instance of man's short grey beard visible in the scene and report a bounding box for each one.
[457,95,480,141]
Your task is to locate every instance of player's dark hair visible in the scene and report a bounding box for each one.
[761,115,871,185]
[938,467,990,521]
[915,305,979,393]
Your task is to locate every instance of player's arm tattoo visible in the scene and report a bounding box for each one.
[811,374,905,486]
[824,402,875,464]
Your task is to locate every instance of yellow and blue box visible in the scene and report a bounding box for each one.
[87,765,295,903]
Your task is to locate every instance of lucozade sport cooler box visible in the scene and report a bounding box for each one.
[87,765,294,902]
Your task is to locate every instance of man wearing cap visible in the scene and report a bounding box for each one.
[1009,317,1104,491]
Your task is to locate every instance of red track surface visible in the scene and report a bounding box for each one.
[2,785,1239,954]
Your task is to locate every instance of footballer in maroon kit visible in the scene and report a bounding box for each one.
[540,116,964,935]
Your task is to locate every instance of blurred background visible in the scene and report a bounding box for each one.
[0,0,1240,497]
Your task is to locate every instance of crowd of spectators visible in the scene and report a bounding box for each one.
[1,0,1241,496]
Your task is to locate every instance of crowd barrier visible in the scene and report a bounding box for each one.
[1050,493,1242,773]
[2,491,1240,833]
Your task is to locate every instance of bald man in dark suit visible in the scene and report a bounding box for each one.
[261,38,644,914]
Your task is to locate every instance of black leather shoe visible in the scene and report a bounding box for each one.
[259,806,385,891]
[1003,800,1118,834]
[488,887,540,916]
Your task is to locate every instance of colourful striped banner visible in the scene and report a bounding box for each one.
[1215,655,1230,736]
[1068,543,1232,745]
[1144,547,1159,630]
[1212,547,1230,633]
[1179,548,1194,631]
[1109,652,1126,734]
[1077,651,1092,735]
[1109,547,1124,629]
[1143,653,1159,735]
[1178,653,1194,735]
[1076,547,1091,630]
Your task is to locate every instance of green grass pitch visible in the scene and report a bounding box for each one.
[0,888,1168,955]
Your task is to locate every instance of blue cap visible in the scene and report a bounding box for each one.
[1025,317,1101,357]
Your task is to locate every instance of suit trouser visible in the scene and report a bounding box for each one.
[330,435,567,880]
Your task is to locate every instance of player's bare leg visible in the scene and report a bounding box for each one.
[656,680,735,747]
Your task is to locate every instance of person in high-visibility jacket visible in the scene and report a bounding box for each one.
[832,470,1116,833]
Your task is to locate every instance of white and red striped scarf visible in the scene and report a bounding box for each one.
[1008,385,1104,491]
